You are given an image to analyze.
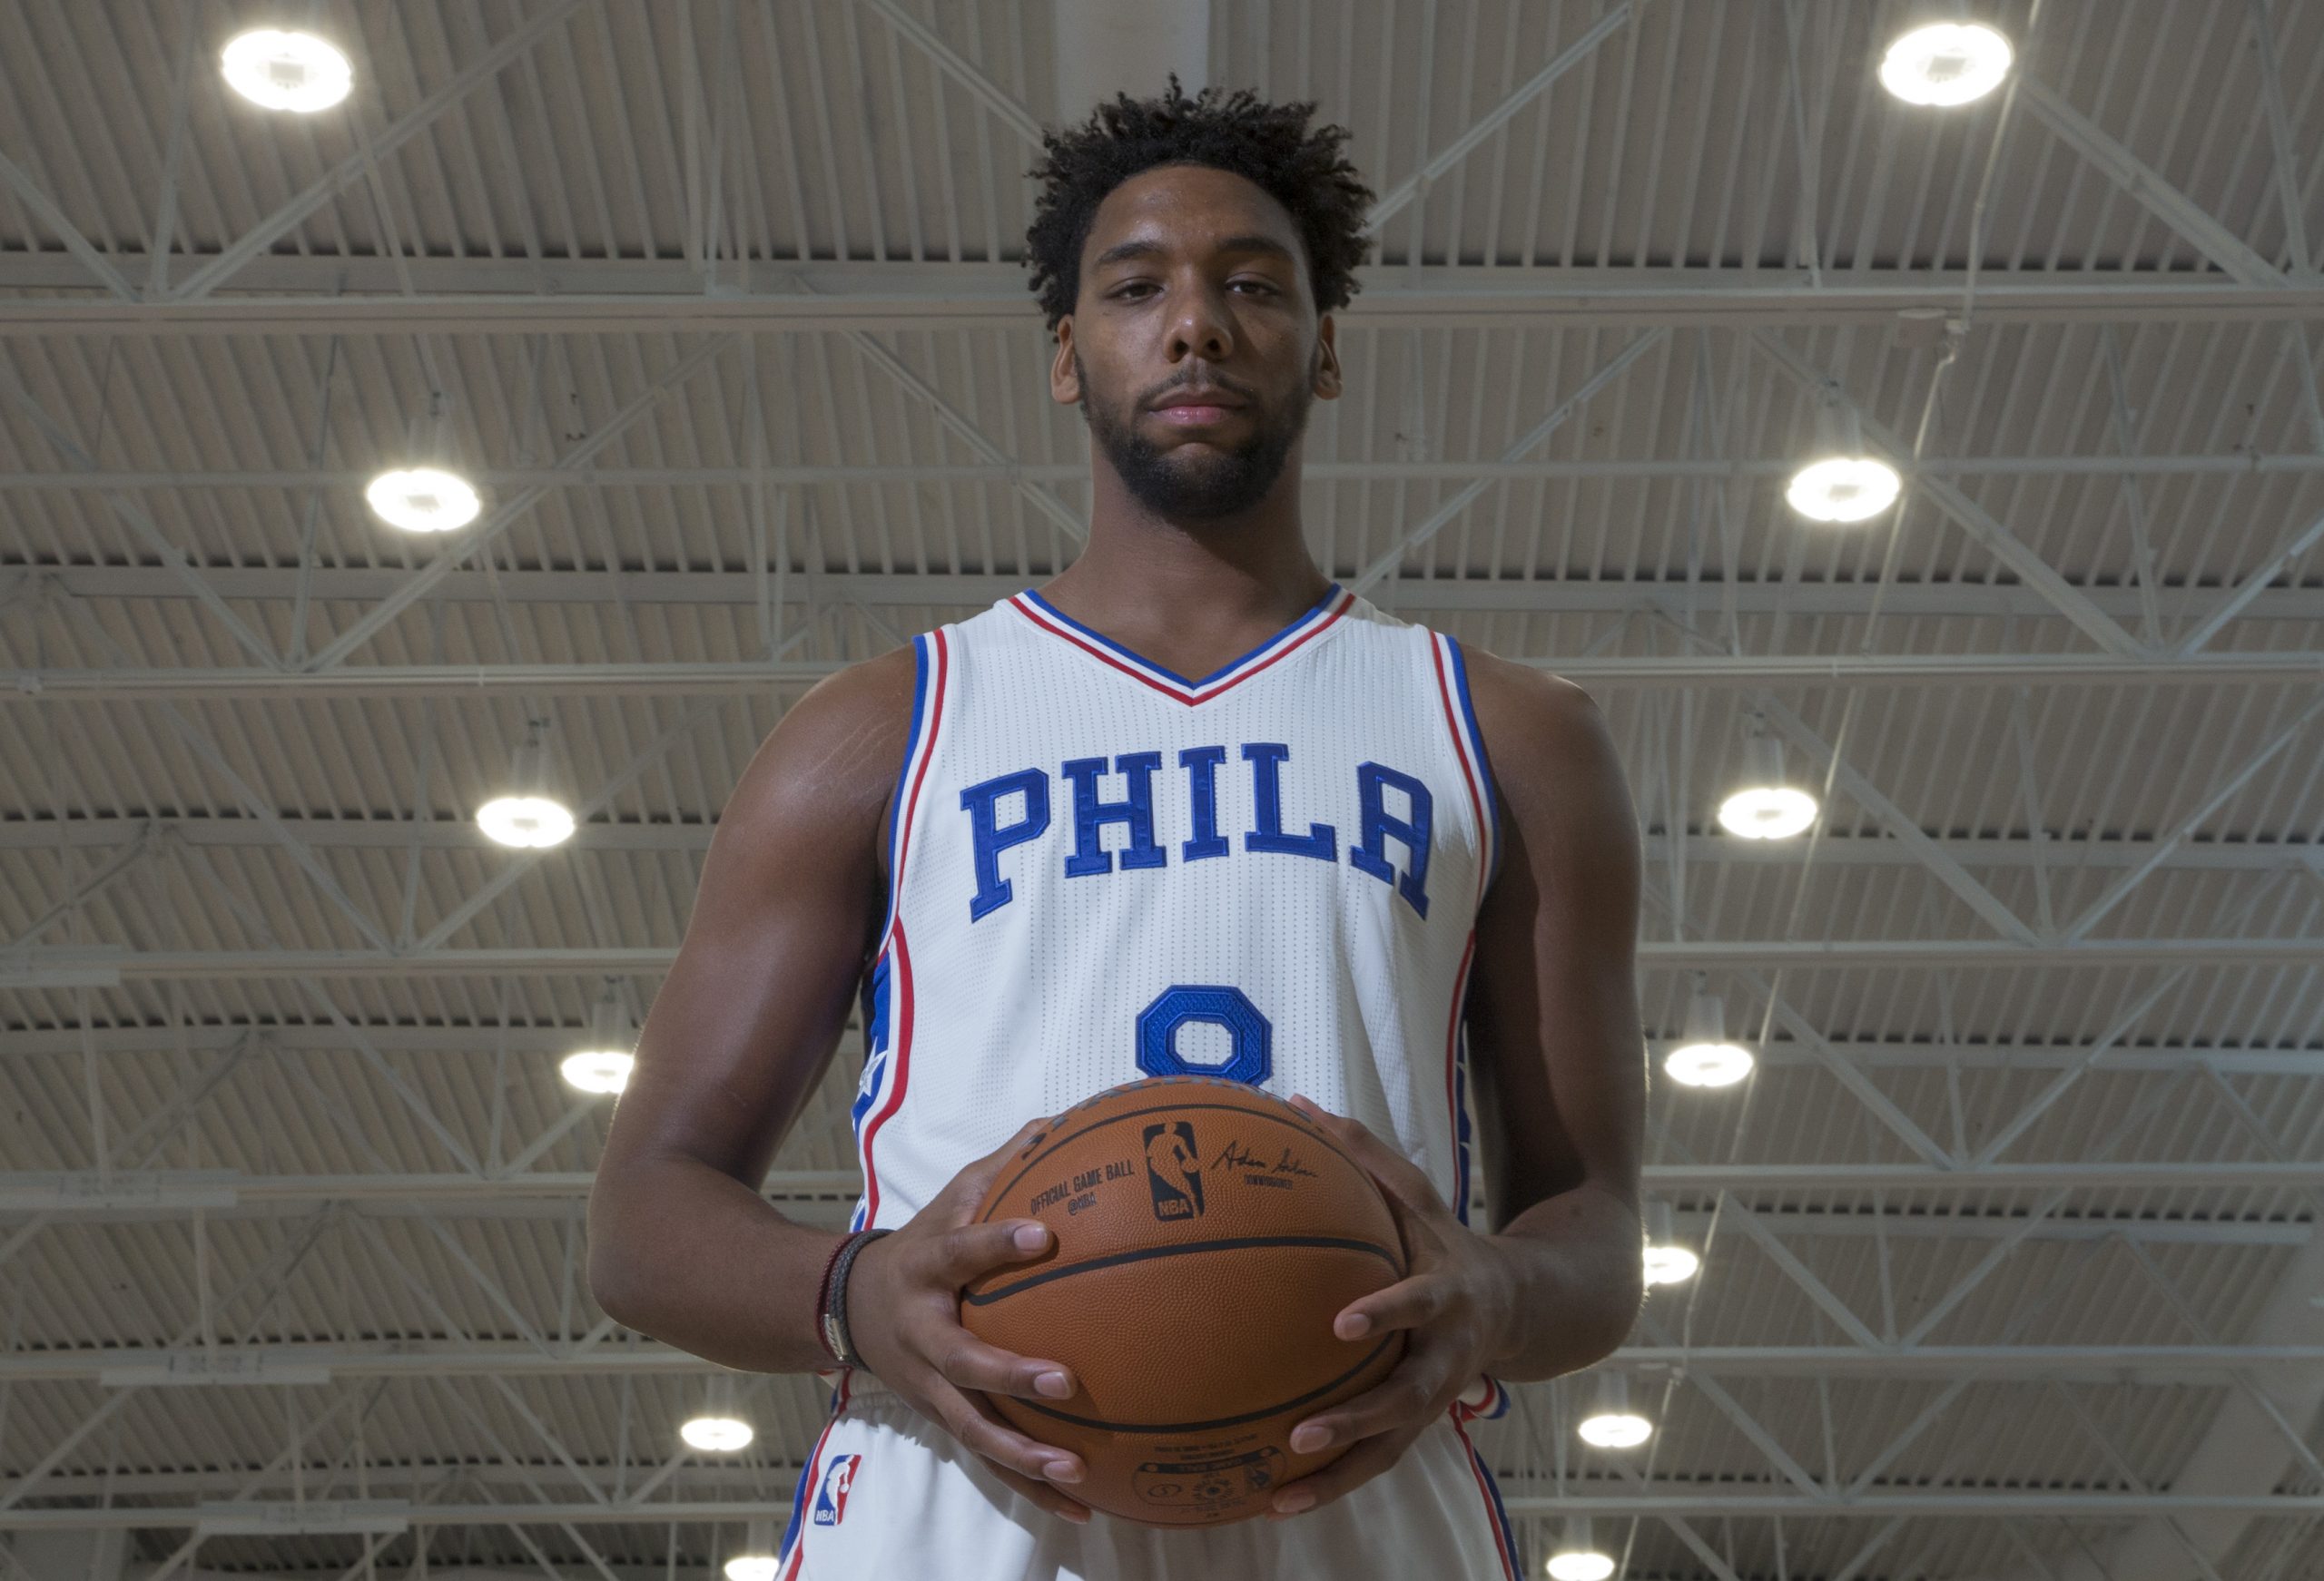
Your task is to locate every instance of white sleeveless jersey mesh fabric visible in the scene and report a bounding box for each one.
[842,582,1503,1237]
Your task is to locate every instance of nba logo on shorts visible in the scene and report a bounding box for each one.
[812,1454,861,1526]
[1142,1122,1205,1221]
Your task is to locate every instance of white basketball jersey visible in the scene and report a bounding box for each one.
[843,581,1504,1236]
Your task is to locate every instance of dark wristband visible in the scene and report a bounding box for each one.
[821,1228,894,1369]
[810,1232,854,1364]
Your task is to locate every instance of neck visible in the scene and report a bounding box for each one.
[1049,451,1330,626]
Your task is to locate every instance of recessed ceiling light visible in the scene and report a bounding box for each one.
[1578,1410,1654,1448]
[1786,456,1903,523]
[221,29,353,113]
[680,1415,753,1452]
[1665,1039,1756,1088]
[1642,1243,1700,1286]
[478,794,576,849]
[1879,22,2014,108]
[1547,1551,1617,1581]
[560,1050,633,1095]
[366,466,483,534]
[1717,784,1818,840]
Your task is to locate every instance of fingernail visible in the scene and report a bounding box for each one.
[1014,1223,1049,1252]
[1035,1370,1072,1399]
[1290,1424,1331,1454]
[1336,1311,1372,1340]
[1275,1488,1316,1514]
[1060,1505,1090,1525]
[1044,1458,1083,1484]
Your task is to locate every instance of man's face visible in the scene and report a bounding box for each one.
[1052,163,1342,521]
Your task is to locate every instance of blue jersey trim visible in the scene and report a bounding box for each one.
[1444,637,1505,899]
[1018,582,1343,690]
[875,633,931,945]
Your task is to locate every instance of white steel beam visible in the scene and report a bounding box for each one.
[165,2,592,302]
[9,652,2319,702]
[1751,333,2150,657]
[5,1162,2319,1213]
[299,335,736,673]
[11,455,2324,492]
[10,1019,2319,1075]
[2014,76,2290,290]
[15,565,2324,625]
[0,152,138,301]
[1364,4,1633,230]
[1,1341,2308,1388]
[5,261,2322,336]
[4,935,2319,987]
[5,1490,2323,1532]
[1,816,2317,881]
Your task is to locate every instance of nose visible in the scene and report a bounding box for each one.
[1166,280,1236,365]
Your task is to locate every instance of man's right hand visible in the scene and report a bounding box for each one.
[843,1117,1093,1524]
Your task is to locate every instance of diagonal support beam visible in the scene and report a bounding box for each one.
[0,152,138,301]
[1349,328,1668,596]
[841,326,1088,543]
[2063,694,2324,940]
[304,335,734,672]
[2014,75,2290,289]
[1760,696,2039,945]
[0,358,281,668]
[1751,332,2149,657]
[1365,4,1633,230]
[1725,1200,1886,1351]
[857,0,1045,149]
[413,691,744,953]
[2174,509,2324,655]
[169,2,589,302]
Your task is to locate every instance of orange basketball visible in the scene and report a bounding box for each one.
[961,1075,1407,1526]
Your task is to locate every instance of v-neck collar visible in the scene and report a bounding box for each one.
[1009,581,1355,706]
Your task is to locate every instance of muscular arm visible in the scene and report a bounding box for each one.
[585,646,916,1374]
[1461,651,1647,1381]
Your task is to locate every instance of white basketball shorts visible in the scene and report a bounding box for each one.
[773,1369,1521,1579]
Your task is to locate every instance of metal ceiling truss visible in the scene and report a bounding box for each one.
[5,5,2323,1576]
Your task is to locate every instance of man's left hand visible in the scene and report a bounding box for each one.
[1266,1094,1518,1518]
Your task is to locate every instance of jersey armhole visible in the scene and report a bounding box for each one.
[1442,636,1507,902]
[873,631,949,950]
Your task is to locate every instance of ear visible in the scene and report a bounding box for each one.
[1050,319,1081,405]
[1312,314,1343,401]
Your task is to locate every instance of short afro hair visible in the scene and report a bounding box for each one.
[1022,74,1374,339]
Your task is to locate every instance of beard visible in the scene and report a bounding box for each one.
[1077,350,1311,522]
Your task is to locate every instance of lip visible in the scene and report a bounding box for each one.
[1149,403,1244,427]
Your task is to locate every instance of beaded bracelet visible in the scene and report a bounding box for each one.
[820,1228,894,1369]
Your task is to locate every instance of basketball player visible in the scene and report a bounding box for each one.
[589,79,1644,1578]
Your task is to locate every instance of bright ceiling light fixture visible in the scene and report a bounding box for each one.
[1546,1520,1617,1581]
[1879,21,2014,107]
[1642,1242,1701,1286]
[724,1558,779,1581]
[478,718,576,849]
[1717,718,1817,841]
[365,466,483,534]
[679,1414,753,1452]
[1785,455,1903,523]
[562,983,636,1096]
[1577,1373,1653,1448]
[222,28,353,113]
[1665,977,1756,1089]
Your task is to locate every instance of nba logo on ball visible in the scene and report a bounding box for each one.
[1142,1122,1205,1221]
[812,1454,861,1526]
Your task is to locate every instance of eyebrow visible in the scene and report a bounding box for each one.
[1089,233,1301,271]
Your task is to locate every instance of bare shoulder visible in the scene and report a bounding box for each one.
[1450,643,1618,796]
[715,643,921,869]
